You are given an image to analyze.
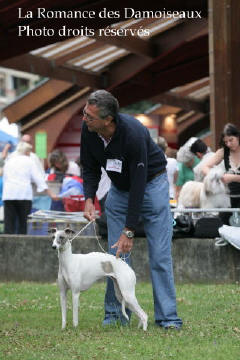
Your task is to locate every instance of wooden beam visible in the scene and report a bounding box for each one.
[54,34,155,68]
[109,34,209,105]
[92,32,156,59]
[112,55,209,107]
[176,78,209,97]
[21,87,90,131]
[0,53,100,88]
[53,19,163,66]
[150,92,208,113]
[54,41,100,66]
[209,0,240,149]
[153,18,208,52]
[178,114,209,145]
[107,21,208,88]
[3,79,73,123]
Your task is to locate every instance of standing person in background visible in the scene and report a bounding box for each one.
[158,136,178,199]
[19,134,48,211]
[202,123,240,209]
[21,134,45,177]
[175,138,200,199]
[81,89,182,330]
[2,142,55,234]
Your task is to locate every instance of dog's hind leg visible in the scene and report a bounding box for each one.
[121,292,148,331]
[111,277,129,321]
[72,291,80,327]
[102,261,130,320]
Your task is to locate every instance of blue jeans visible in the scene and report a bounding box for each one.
[104,172,182,328]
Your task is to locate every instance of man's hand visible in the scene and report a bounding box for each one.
[84,198,96,221]
[112,232,133,258]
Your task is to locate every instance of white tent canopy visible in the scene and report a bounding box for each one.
[0,117,19,138]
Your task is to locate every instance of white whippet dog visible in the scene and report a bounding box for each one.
[50,227,148,331]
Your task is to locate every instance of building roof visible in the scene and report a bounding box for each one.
[0,0,210,145]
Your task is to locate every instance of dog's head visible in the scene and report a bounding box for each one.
[49,228,75,250]
[203,167,228,195]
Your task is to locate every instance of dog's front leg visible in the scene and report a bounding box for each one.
[72,291,80,327]
[59,276,68,329]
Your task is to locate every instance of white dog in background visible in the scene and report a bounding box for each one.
[178,166,230,209]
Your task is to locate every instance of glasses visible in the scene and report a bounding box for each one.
[82,109,99,122]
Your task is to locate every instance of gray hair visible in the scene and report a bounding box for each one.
[16,141,32,155]
[87,90,119,119]
[157,136,168,152]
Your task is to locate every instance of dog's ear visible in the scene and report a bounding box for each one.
[64,228,75,235]
[48,228,57,234]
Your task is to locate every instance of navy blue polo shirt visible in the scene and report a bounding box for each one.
[80,113,166,229]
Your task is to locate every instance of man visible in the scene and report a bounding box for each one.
[20,134,49,211]
[21,134,45,177]
[80,90,182,329]
[190,139,214,182]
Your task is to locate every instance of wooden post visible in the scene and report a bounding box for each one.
[208,0,240,149]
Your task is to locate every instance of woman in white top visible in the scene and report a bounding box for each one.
[3,142,54,234]
[202,123,240,209]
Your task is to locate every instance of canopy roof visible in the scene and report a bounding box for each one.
[0,0,210,145]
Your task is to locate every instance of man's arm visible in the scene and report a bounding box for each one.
[125,136,148,230]
[80,124,102,220]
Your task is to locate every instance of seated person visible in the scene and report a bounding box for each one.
[59,161,83,199]
[47,149,69,211]
[52,161,84,212]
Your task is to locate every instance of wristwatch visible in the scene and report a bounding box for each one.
[122,229,135,239]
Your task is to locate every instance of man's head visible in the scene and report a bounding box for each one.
[21,134,32,144]
[83,90,119,133]
[16,141,32,155]
[157,136,168,153]
[190,139,208,159]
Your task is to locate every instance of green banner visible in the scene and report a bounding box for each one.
[35,131,47,159]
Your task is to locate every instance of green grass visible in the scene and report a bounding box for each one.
[0,282,240,360]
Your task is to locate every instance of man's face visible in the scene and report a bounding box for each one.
[82,103,107,133]
[21,134,32,144]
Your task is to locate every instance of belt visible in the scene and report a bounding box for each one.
[149,168,166,181]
